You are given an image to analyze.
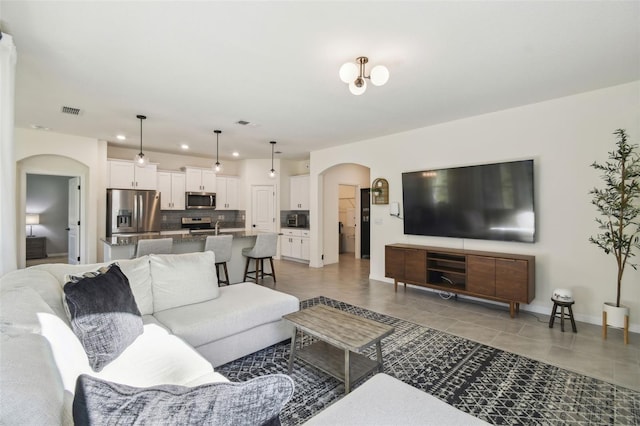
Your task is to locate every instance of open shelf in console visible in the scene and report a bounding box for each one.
[427,251,466,288]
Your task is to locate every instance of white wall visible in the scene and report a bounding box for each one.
[310,81,640,330]
[322,164,369,264]
[15,128,108,265]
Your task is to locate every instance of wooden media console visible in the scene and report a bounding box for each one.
[385,244,535,318]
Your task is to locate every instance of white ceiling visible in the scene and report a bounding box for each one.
[2,1,639,161]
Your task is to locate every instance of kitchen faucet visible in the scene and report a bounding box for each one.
[215,220,220,235]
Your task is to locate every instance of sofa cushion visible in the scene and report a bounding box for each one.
[0,333,66,426]
[153,282,299,348]
[34,256,154,315]
[0,286,55,335]
[0,268,68,320]
[94,323,218,388]
[63,264,143,372]
[73,374,294,426]
[150,252,219,312]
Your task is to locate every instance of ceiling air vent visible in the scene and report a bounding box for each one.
[61,106,82,115]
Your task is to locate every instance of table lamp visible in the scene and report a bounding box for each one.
[26,214,40,237]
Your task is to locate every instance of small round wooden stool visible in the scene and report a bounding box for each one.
[548,298,577,333]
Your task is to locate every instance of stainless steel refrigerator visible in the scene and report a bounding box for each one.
[106,189,161,236]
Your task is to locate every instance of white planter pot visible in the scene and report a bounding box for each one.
[603,302,629,328]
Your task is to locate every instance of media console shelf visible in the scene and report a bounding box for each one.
[385,244,535,318]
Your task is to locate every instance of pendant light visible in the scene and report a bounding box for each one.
[268,141,277,178]
[134,114,147,167]
[214,129,222,172]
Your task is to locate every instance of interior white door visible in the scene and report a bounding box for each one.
[68,177,81,264]
[251,185,275,232]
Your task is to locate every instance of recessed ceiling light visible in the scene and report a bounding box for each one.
[232,151,239,157]
[116,134,126,141]
[180,144,189,150]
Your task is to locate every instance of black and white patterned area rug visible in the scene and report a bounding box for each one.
[217,297,640,425]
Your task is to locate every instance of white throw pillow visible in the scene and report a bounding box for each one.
[150,252,219,312]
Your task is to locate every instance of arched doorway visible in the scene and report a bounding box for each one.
[17,155,89,269]
[318,163,370,265]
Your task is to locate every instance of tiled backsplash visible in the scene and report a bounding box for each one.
[161,210,245,230]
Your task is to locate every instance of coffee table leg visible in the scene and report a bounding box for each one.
[376,341,383,372]
[287,328,298,374]
[344,350,351,394]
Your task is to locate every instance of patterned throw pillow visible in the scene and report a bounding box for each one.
[73,374,295,426]
[63,264,143,372]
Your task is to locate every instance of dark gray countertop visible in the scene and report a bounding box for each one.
[101,230,263,247]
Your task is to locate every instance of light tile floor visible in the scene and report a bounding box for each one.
[264,254,640,391]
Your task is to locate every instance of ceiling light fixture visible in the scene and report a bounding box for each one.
[232,151,239,157]
[214,129,222,172]
[116,134,126,141]
[339,56,389,96]
[134,114,148,167]
[269,141,277,179]
[180,143,189,150]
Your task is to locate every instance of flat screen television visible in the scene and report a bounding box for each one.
[402,159,535,243]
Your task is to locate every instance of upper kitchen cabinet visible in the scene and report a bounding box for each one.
[184,167,216,192]
[216,176,240,210]
[157,171,186,210]
[290,175,310,210]
[108,159,157,190]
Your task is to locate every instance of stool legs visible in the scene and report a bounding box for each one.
[549,300,577,333]
[567,304,577,333]
[215,262,229,286]
[548,303,559,329]
[243,256,276,284]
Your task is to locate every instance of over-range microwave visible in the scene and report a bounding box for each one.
[186,192,216,209]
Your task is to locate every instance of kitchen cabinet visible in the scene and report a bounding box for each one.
[280,228,310,261]
[157,171,186,210]
[108,159,157,190]
[184,167,216,192]
[290,175,310,210]
[216,176,240,210]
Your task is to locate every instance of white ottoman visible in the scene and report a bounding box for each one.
[303,373,489,426]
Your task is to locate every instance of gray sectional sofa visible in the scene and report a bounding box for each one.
[1,251,490,425]
[0,251,299,424]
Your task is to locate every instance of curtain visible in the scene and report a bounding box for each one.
[0,33,17,275]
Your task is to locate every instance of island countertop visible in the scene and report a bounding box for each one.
[101,230,265,247]
[101,230,279,284]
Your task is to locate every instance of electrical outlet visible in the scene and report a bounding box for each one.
[218,215,224,220]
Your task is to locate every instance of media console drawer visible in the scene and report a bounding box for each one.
[385,244,534,318]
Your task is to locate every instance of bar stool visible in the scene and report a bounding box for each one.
[242,233,278,284]
[548,289,577,333]
[136,238,173,258]
[204,235,233,286]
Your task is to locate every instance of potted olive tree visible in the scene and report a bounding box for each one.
[589,129,640,341]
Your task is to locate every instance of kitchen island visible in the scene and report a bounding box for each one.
[101,230,265,284]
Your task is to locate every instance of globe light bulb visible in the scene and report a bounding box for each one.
[135,152,147,167]
[269,169,276,179]
[349,79,367,95]
[370,65,389,86]
[215,162,221,172]
[339,62,358,84]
